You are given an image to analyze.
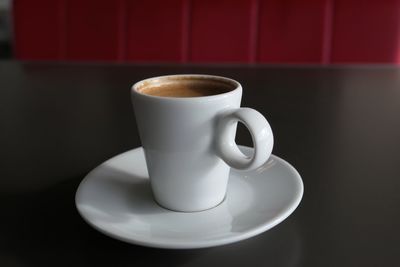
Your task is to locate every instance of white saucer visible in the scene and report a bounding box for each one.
[75,146,303,249]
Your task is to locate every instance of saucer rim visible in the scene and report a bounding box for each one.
[75,146,304,249]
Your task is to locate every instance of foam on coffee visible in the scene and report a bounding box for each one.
[138,78,236,98]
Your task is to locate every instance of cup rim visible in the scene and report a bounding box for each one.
[131,74,242,101]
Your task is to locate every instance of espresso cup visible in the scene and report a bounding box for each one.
[131,74,273,212]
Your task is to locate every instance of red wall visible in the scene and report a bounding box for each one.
[13,0,400,63]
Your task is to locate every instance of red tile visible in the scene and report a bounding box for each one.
[13,0,63,60]
[65,0,120,61]
[126,0,185,62]
[190,0,253,62]
[331,0,400,63]
[258,0,327,63]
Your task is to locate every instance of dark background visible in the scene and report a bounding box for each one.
[1,62,400,266]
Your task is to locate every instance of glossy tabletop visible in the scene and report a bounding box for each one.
[1,62,399,266]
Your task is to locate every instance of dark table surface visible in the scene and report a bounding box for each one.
[1,61,399,267]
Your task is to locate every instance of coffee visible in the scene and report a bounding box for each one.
[138,79,234,97]
[131,74,274,212]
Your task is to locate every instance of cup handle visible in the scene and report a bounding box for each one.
[216,108,274,170]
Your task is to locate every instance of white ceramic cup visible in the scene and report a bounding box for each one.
[131,74,273,212]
